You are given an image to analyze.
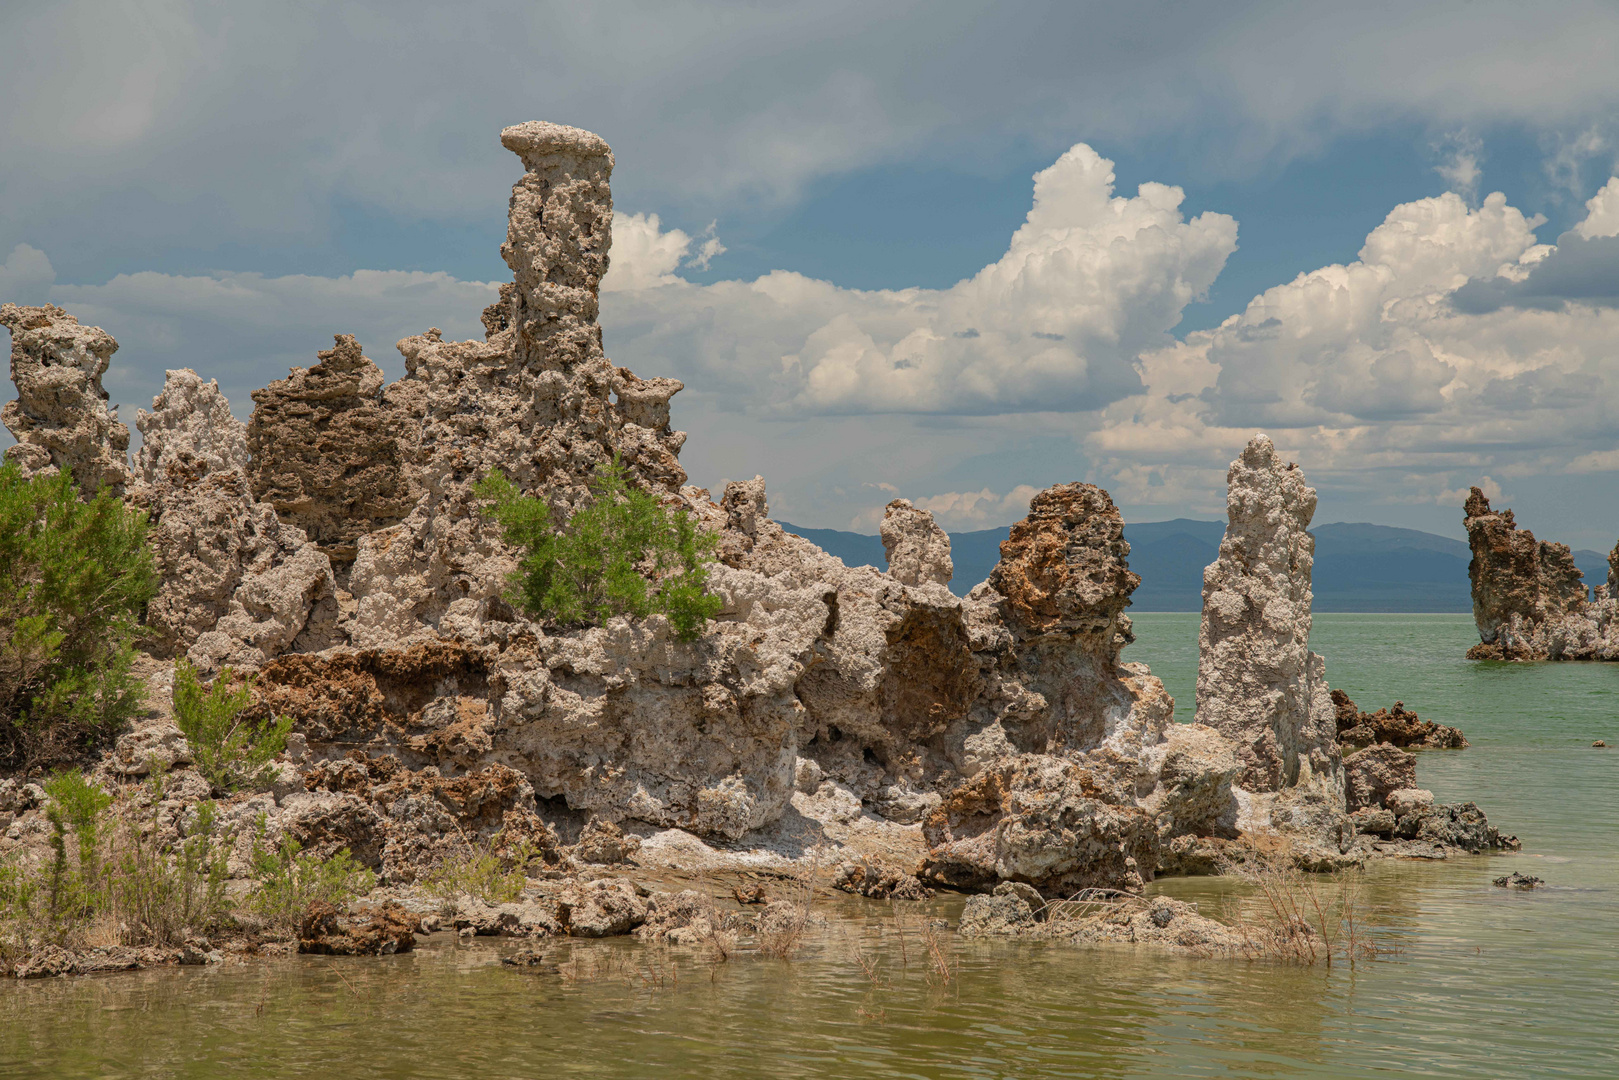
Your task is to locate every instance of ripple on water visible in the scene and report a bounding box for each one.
[2,615,1616,1079]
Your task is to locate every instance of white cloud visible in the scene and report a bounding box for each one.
[1574,177,1619,239]
[602,213,729,292]
[1433,130,1483,203]
[1084,178,1619,515]
[1435,475,1502,505]
[912,486,1042,530]
[6,1,1619,278]
[603,143,1236,416]
[0,244,55,306]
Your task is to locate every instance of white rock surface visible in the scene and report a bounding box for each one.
[1195,435,1344,844]
[1,303,131,498]
[880,499,953,587]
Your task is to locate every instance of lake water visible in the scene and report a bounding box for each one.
[4,614,1617,1078]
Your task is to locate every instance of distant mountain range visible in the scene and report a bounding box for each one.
[776,518,1614,612]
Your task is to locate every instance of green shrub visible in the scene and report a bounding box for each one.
[0,463,157,770]
[107,800,231,947]
[422,843,529,907]
[172,661,292,794]
[247,821,375,932]
[0,771,115,955]
[476,458,723,641]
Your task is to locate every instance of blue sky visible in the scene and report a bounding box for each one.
[4,1,1619,546]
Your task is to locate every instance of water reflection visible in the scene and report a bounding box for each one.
[4,616,1617,1079]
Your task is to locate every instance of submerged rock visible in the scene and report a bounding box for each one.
[298,901,421,955]
[1493,872,1543,889]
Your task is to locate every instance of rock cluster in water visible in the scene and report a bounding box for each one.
[1,121,1516,928]
[1332,691,1467,750]
[1463,487,1619,660]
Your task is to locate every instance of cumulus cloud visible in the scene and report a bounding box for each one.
[602,213,728,292]
[1084,177,1619,519]
[911,486,1042,530]
[1433,130,1484,203]
[0,244,55,306]
[603,144,1236,416]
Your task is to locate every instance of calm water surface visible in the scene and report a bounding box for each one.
[4,614,1617,1078]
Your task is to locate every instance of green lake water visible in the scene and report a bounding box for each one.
[4,613,1618,1078]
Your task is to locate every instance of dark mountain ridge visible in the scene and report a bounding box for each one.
[777,518,1612,612]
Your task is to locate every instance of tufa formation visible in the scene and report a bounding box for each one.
[1463,487,1619,660]
[0,122,1516,913]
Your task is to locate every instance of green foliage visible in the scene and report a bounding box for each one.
[422,844,529,907]
[44,770,113,903]
[248,820,375,932]
[476,458,723,641]
[105,800,231,946]
[0,771,114,954]
[172,661,293,794]
[0,463,158,769]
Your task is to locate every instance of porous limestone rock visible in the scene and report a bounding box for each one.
[299,901,420,955]
[134,369,249,484]
[1,303,130,498]
[880,499,952,587]
[989,483,1138,644]
[1342,743,1416,813]
[1195,436,1342,820]
[135,369,339,665]
[1332,690,1467,749]
[247,335,414,562]
[1463,488,1619,660]
[15,121,1399,894]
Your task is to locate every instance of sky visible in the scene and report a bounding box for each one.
[4,1,1619,546]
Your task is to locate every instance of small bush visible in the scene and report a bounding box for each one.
[172,661,292,794]
[248,822,375,932]
[422,845,527,907]
[105,801,231,947]
[476,458,723,641]
[0,464,157,770]
[0,774,239,963]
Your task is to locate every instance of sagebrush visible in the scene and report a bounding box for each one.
[476,458,723,640]
[0,464,157,769]
[172,661,292,793]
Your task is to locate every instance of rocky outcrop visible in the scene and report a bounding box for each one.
[1463,488,1619,660]
[1195,436,1342,834]
[5,120,1518,913]
[247,335,414,563]
[1332,690,1467,749]
[880,499,952,587]
[135,369,339,665]
[1,303,131,498]
[298,901,421,955]
[989,483,1138,644]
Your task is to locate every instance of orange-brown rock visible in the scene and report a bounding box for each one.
[254,642,490,754]
[247,334,415,562]
[988,483,1138,649]
[1463,487,1618,660]
[1332,690,1467,750]
[298,901,421,956]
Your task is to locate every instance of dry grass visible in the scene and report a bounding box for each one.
[1220,848,1388,967]
[1043,888,1149,924]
